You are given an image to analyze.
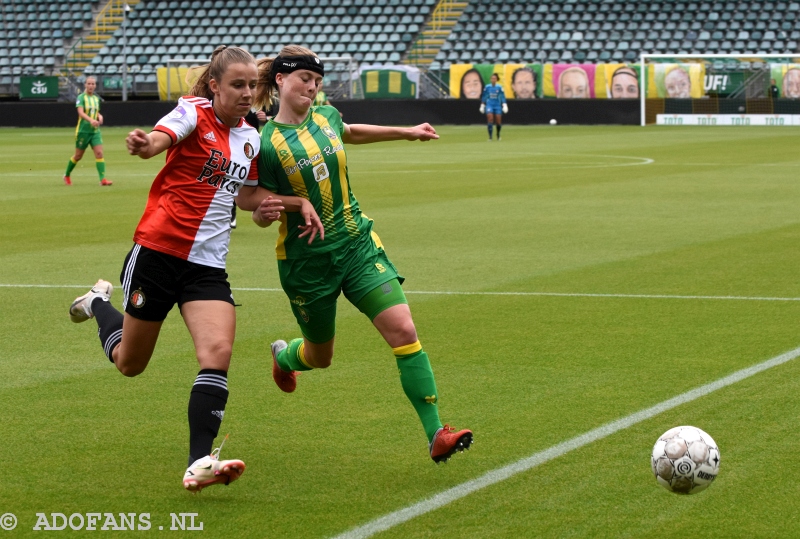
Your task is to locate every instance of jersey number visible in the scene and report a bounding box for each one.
[313,163,330,183]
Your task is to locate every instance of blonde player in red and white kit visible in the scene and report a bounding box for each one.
[68,46,292,492]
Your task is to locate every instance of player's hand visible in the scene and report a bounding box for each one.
[479,103,485,114]
[502,103,508,114]
[256,110,267,121]
[98,114,104,125]
[297,199,325,244]
[90,119,100,128]
[125,128,150,155]
[255,196,284,223]
[406,123,439,142]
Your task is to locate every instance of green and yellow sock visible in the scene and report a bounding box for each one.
[95,158,106,181]
[276,338,314,372]
[394,341,443,442]
[65,157,77,177]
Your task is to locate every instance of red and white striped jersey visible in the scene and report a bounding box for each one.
[133,96,260,269]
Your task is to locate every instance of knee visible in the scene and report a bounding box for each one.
[117,362,146,377]
[198,341,233,368]
[393,320,418,345]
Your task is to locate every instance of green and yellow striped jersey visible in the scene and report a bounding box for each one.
[75,92,100,133]
[258,105,372,260]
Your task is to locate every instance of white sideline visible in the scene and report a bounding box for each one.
[330,345,800,539]
[2,284,799,302]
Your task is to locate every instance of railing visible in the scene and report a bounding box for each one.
[62,37,91,74]
[92,0,127,42]
[428,0,457,33]
[741,68,770,99]
[419,68,451,99]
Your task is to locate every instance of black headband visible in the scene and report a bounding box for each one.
[272,55,325,78]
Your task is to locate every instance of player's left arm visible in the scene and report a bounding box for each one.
[500,88,508,113]
[98,113,104,125]
[342,123,439,144]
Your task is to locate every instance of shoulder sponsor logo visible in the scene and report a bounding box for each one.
[244,141,255,160]
[203,131,217,142]
[168,105,187,119]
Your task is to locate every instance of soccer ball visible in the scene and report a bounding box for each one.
[549,119,557,125]
[651,425,720,494]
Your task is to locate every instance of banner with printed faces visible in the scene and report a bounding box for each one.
[770,63,800,99]
[601,64,641,98]
[542,64,603,98]
[449,63,543,99]
[646,63,706,98]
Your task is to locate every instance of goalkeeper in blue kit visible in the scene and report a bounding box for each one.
[480,73,508,141]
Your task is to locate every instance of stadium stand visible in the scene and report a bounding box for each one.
[87,0,437,79]
[431,0,800,70]
[0,0,798,98]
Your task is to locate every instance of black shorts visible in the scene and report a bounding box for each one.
[120,243,235,322]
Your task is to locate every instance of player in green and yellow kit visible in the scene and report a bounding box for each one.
[236,45,473,464]
[63,76,112,186]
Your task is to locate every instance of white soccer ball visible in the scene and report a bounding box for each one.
[651,425,720,494]
[549,119,557,125]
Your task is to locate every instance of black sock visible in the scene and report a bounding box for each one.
[92,297,123,363]
[497,124,502,137]
[188,369,229,465]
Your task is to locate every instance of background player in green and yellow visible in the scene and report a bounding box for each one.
[63,76,112,186]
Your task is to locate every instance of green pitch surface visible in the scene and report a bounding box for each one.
[2,125,800,537]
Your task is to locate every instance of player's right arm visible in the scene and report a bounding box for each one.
[238,185,324,241]
[125,129,172,159]
[77,107,99,128]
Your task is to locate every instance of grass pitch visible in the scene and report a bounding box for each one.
[2,124,800,538]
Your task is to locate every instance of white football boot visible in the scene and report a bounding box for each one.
[183,439,245,492]
[69,280,114,323]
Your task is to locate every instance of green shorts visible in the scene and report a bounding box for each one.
[76,130,103,150]
[277,230,405,343]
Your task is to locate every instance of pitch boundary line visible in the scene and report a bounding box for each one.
[3,284,799,302]
[330,345,800,539]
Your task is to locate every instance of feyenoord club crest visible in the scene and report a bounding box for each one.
[130,288,146,308]
[244,141,255,159]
